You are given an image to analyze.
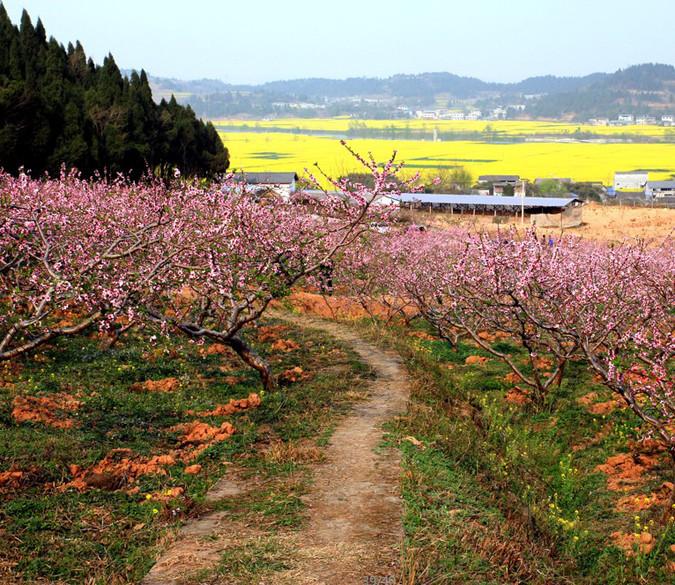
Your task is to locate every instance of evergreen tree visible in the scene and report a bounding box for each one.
[0,5,229,177]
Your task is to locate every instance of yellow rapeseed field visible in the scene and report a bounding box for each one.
[214,117,674,137]
[219,127,675,185]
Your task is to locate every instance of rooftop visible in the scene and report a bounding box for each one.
[395,194,582,208]
[478,174,520,182]
[232,172,298,184]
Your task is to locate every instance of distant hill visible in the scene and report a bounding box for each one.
[143,64,674,121]
[528,64,675,119]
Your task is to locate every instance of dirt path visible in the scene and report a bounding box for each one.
[142,314,409,585]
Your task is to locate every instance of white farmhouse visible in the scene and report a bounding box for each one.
[613,171,648,190]
[233,172,298,200]
[645,180,675,199]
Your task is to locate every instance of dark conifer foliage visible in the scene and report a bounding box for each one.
[0,6,229,177]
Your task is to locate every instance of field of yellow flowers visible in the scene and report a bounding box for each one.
[218,121,675,185]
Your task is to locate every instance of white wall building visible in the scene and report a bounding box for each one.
[645,181,675,199]
[613,171,648,190]
[233,172,298,200]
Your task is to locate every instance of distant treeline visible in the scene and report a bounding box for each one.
[0,6,229,177]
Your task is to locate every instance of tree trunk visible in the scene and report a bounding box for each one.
[227,335,278,392]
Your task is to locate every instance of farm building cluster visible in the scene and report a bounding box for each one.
[232,171,587,228]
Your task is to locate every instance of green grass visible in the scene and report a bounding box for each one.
[364,319,675,584]
[0,320,372,584]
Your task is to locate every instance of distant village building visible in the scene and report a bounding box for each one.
[613,171,648,190]
[477,175,523,196]
[645,180,675,199]
[617,114,634,124]
[662,115,675,126]
[233,172,298,200]
[478,174,520,185]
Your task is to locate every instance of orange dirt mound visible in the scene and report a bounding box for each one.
[610,531,655,556]
[257,325,289,343]
[465,355,488,365]
[283,291,416,321]
[504,372,520,384]
[577,392,624,415]
[195,392,262,417]
[533,356,553,370]
[505,386,531,405]
[171,421,236,462]
[0,470,25,490]
[12,393,81,429]
[130,377,180,393]
[595,452,660,492]
[628,438,666,455]
[616,482,674,512]
[199,343,230,357]
[280,366,308,384]
[60,449,175,492]
[174,421,235,445]
[271,339,301,352]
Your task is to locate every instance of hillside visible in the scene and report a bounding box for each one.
[146,64,674,121]
[529,64,675,119]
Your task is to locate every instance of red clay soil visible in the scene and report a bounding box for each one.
[615,482,674,512]
[270,338,301,352]
[58,392,256,493]
[256,324,289,342]
[610,531,656,556]
[0,470,25,490]
[60,449,177,492]
[129,377,180,393]
[505,386,531,405]
[192,392,261,417]
[282,290,414,322]
[595,452,660,492]
[279,366,309,384]
[198,343,233,357]
[11,393,81,429]
[171,421,236,462]
[577,391,625,415]
[465,355,488,365]
[504,372,521,384]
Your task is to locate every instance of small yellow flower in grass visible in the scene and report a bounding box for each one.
[152,508,159,515]
[573,536,579,542]
[145,494,152,500]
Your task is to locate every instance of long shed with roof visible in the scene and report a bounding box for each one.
[394,193,585,228]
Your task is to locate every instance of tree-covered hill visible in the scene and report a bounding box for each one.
[528,64,675,119]
[0,6,229,177]
[147,64,673,121]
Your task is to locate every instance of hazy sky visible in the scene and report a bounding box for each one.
[3,0,675,84]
